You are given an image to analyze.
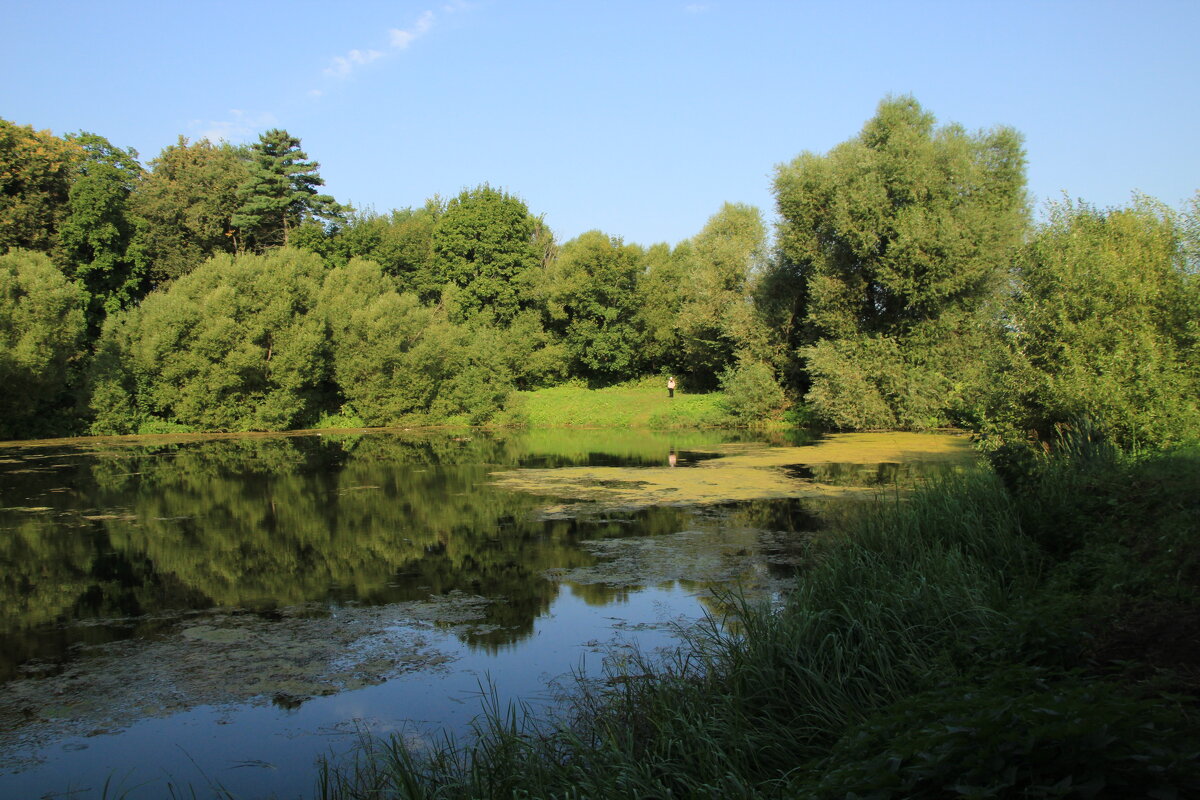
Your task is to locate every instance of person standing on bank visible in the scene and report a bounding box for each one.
[667,376,676,398]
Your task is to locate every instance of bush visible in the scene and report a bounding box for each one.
[976,198,1200,453]
[802,335,953,430]
[718,360,787,423]
[89,248,331,433]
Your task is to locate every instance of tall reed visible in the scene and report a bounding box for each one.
[316,445,1200,798]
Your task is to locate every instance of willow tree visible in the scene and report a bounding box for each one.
[775,96,1028,429]
[978,196,1200,450]
[317,257,442,424]
[89,248,331,433]
[0,250,87,438]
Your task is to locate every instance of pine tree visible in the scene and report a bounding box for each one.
[231,129,342,252]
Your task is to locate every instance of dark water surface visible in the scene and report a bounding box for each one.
[0,427,975,799]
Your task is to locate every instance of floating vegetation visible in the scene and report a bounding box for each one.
[0,593,497,771]
[493,432,977,513]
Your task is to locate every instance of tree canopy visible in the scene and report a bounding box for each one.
[430,185,548,321]
[0,99,1196,452]
[130,136,247,284]
[90,248,331,433]
[544,230,645,383]
[0,250,86,438]
[56,132,146,332]
[775,95,1028,428]
[0,119,81,253]
[977,197,1200,449]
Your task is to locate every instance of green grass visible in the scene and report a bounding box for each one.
[316,441,1200,799]
[515,377,733,428]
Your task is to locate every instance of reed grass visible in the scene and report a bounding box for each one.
[315,442,1200,799]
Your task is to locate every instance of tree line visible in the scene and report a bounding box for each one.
[2,96,1197,454]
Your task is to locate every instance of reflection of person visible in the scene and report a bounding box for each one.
[668,449,677,468]
[667,376,676,398]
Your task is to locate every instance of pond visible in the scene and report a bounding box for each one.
[0,427,979,799]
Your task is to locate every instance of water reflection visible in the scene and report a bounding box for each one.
[0,427,978,797]
[3,429,801,682]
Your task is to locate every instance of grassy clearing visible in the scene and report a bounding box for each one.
[317,440,1200,799]
[513,377,733,428]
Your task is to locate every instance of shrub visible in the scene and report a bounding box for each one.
[89,248,330,433]
[976,198,1200,453]
[718,360,787,423]
[802,335,952,430]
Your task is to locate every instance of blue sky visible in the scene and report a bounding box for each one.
[3,1,1198,246]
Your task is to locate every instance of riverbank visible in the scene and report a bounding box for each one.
[318,439,1200,798]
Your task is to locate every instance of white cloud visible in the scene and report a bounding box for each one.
[325,47,385,78]
[389,10,435,49]
[685,3,711,12]
[192,109,278,144]
[310,9,442,95]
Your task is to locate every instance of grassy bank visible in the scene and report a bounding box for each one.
[121,378,768,434]
[510,377,734,428]
[318,439,1200,798]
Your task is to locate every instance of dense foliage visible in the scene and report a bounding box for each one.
[543,229,646,382]
[89,248,332,432]
[977,197,1200,451]
[775,96,1028,429]
[0,249,86,438]
[0,119,81,253]
[0,97,1197,453]
[130,136,246,283]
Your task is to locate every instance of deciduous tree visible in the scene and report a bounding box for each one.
[0,119,80,253]
[307,201,442,294]
[430,185,549,321]
[318,257,441,424]
[544,230,645,383]
[0,250,87,438]
[775,96,1028,428]
[130,136,248,285]
[56,132,145,332]
[978,196,1200,449]
[676,203,772,389]
[89,248,331,432]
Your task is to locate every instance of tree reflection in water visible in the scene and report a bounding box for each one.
[1,428,792,679]
[0,428,980,798]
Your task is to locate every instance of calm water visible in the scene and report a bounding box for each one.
[0,427,977,799]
